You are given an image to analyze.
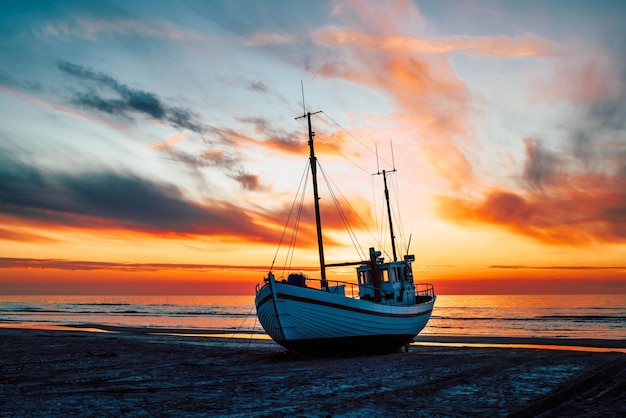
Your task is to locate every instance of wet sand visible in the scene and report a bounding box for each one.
[1,328,625,417]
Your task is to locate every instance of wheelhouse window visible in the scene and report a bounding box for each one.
[380,268,389,283]
[391,266,403,282]
[358,269,372,285]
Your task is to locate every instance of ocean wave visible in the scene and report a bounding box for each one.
[537,315,626,321]
[1,308,252,317]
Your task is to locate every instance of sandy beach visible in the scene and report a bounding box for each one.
[1,328,624,417]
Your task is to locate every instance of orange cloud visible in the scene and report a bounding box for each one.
[228,172,266,192]
[314,29,556,57]
[0,267,262,295]
[146,132,185,151]
[3,260,623,295]
[490,265,626,271]
[308,2,481,190]
[257,196,375,250]
[0,257,314,272]
[437,51,626,249]
[0,227,57,243]
[237,115,352,157]
[437,178,626,245]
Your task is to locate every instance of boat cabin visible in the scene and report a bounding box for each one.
[357,248,416,306]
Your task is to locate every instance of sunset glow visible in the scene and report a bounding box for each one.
[1,1,625,295]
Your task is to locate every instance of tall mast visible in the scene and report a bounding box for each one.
[298,111,327,288]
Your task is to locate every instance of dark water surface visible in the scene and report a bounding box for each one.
[1,294,624,341]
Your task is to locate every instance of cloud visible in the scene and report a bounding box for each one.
[238,117,307,154]
[437,156,626,246]
[0,150,366,246]
[0,257,290,272]
[330,0,425,35]
[245,32,296,46]
[522,138,564,190]
[58,61,205,133]
[36,17,200,42]
[307,1,478,189]
[219,76,292,108]
[0,227,57,243]
[264,198,374,240]
[0,154,278,242]
[143,123,275,194]
[0,84,126,130]
[313,29,557,57]
[198,149,239,168]
[0,72,43,92]
[156,136,268,191]
[489,265,626,271]
[228,171,266,192]
[435,29,626,247]
[146,132,185,151]
[202,124,255,147]
[532,46,619,105]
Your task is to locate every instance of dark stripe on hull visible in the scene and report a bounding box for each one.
[277,292,433,318]
[276,334,415,355]
[255,292,273,310]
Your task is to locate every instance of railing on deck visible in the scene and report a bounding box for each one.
[284,277,362,299]
[414,283,435,304]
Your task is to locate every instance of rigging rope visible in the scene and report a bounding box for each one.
[270,160,310,274]
[282,167,308,278]
[318,164,368,261]
[295,116,371,176]
[222,301,257,348]
[287,110,412,265]
[388,172,407,256]
[320,111,393,168]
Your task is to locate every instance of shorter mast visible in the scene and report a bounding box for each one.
[375,142,398,262]
[381,169,398,262]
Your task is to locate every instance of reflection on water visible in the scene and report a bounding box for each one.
[424,294,626,340]
[0,295,258,331]
[0,323,113,333]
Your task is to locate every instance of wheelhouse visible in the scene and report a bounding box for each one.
[357,248,417,306]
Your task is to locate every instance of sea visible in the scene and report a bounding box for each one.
[1,294,624,342]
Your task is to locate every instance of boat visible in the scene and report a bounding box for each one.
[255,111,436,354]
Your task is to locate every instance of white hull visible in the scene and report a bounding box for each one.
[255,280,435,353]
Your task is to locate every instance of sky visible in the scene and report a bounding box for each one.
[1,0,625,295]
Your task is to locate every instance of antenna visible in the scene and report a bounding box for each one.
[375,143,380,174]
[406,233,412,255]
[300,80,306,116]
[390,139,396,171]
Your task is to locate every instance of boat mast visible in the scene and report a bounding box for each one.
[381,169,398,262]
[299,111,327,288]
[374,142,398,262]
